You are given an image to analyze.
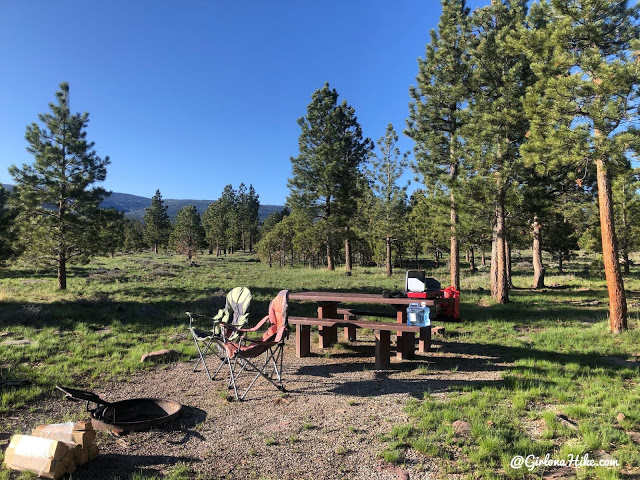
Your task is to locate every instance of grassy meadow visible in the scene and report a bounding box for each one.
[1,251,640,479]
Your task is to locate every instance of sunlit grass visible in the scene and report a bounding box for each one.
[1,251,640,478]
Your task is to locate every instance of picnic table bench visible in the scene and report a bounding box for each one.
[336,307,396,341]
[288,316,431,369]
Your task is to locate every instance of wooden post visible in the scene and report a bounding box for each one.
[296,324,311,358]
[317,301,338,348]
[418,326,431,353]
[393,304,413,360]
[375,330,391,369]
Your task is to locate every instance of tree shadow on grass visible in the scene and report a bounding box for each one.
[303,335,639,399]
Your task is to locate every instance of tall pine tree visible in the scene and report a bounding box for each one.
[407,0,472,290]
[522,0,639,332]
[368,124,410,276]
[143,189,171,254]
[170,205,205,260]
[288,83,372,271]
[467,0,532,303]
[9,82,110,290]
[0,185,18,264]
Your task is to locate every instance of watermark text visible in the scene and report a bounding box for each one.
[510,453,618,471]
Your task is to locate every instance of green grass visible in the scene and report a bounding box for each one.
[1,250,640,478]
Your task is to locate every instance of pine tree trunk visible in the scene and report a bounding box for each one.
[386,236,392,276]
[345,237,352,272]
[532,214,545,289]
[469,247,476,272]
[326,240,335,271]
[434,247,439,268]
[482,249,486,267]
[490,233,498,298]
[450,193,460,291]
[506,240,513,289]
[154,244,158,254]
[623,252,630,275]
[58,250,67,290]
[595,157,628,333]
[492,200,509,303]
[557,252,563,273]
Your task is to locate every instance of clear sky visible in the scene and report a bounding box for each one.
[0,0,488,205]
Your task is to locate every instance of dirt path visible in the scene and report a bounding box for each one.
[1,333,506,479]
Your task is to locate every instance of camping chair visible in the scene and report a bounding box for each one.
[219,290,289,401]
[187,287,252,380]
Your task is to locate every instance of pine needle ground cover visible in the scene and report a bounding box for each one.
[1,252,639,479]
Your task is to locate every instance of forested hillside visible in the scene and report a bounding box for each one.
[1,185,283,222]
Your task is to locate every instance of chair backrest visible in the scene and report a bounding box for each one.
[226,287,252,326]
[222,287,251,341]
[262,290,289,341]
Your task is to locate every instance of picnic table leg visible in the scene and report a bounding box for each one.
[296,324,311,358]
[344,323,357,342]
[419,326,431,353]
[318,301,338,348]
[374,330,391,369]
[393,305,414,360]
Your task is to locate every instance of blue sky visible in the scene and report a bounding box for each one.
[0,0,488,205]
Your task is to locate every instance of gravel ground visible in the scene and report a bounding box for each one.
[1,331,505,480]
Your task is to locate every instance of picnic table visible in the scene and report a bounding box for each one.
[288,291,452,368]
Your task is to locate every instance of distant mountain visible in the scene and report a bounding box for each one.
[0,184,284,222]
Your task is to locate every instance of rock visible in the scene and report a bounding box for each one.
[0,332,11,337]
[592,450,615,462]
[627,431,640,444]
[616,413,626,423]
[140,349,180,363]
[543,466,576,479]
[602,356,638,369]
[2,339,31,346]
[394,467,410,480]
[556,414,578,430]
[452,420,471,437]
[431,326,445,335]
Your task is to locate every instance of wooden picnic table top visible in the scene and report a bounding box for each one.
[289,291,448,306]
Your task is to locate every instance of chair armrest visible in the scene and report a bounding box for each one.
[245,315,270,332]
[186,312,222,331]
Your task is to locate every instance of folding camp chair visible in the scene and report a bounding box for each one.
[187,287,252,380]
[219,290,289,401]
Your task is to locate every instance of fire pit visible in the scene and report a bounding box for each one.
[56,386,183,432]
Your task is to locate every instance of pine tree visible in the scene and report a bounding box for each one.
[288,83,373,271]
[9,82,110,290]
[246,185,260,252]
[614,168,640,274]
[96,208,125,258]
[368,124,409,276]
[202,200,227,256]
[170,205,205,260]
[407,0,472,290]
[466,0,532,303]
[124,219,147,252]
[522,0,639,332]
[143,190,171,254]
[236,184,260,252]
[220,185,240,254]
[0,185,18,264]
